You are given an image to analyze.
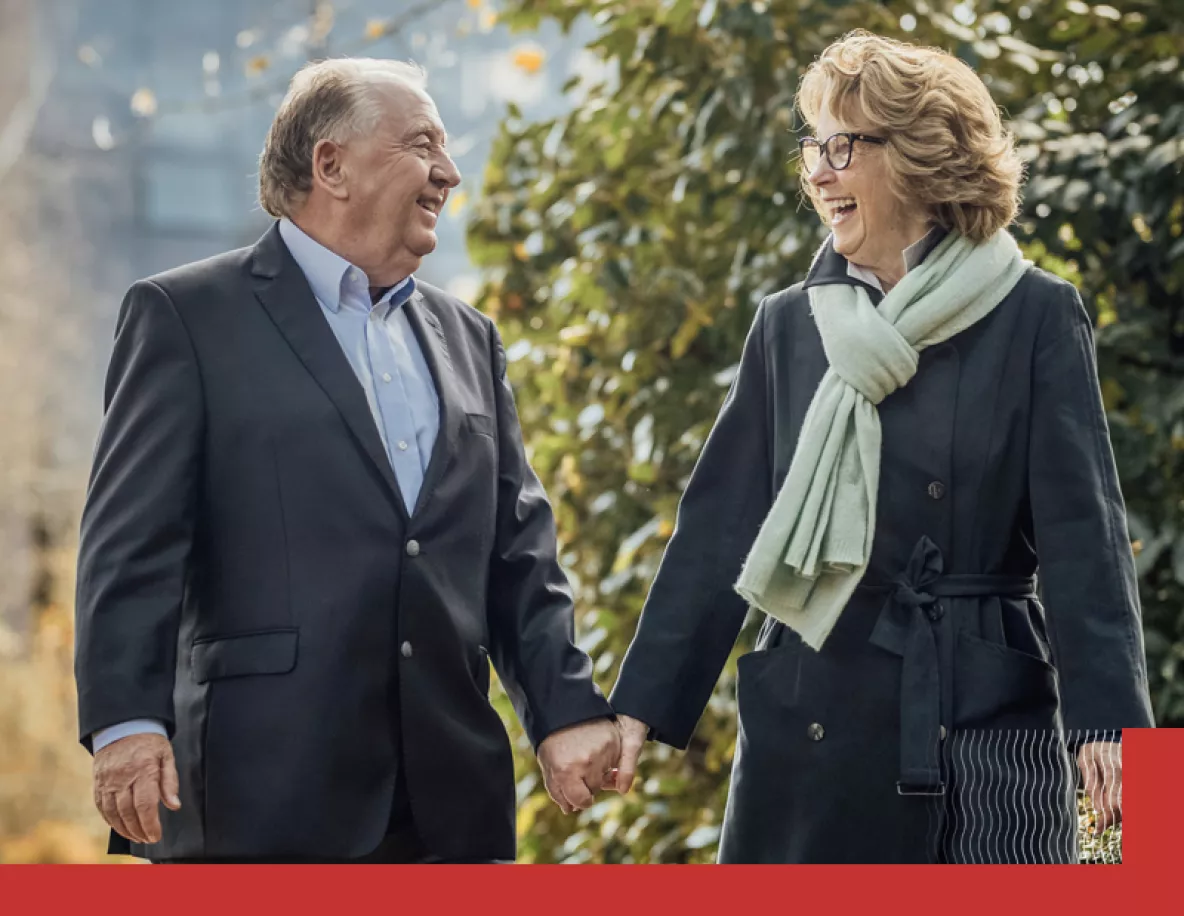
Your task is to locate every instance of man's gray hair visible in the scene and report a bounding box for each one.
[258,58,427,219]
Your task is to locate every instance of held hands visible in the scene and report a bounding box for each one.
[612,714,648,793]
[537,714,650,813]
[537,718,621,813]
[92,733,181,844]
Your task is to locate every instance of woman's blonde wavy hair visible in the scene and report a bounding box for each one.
[795,31,1024,242]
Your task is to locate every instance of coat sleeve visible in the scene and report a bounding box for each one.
[1027,281,1155,733]
[610,299,774,748]
[485,323,613,750]
[75,280,204,750]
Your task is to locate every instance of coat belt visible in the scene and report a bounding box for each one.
[858,536,1036,795]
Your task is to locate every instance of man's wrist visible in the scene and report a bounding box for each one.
[92,719,168,754]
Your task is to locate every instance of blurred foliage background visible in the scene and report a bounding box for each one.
[2,0,1175,863]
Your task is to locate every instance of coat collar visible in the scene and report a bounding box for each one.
[803,226,949,299]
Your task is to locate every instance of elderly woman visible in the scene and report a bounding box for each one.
[608,32,1154,864]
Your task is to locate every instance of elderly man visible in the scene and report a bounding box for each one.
[74,58,619,864]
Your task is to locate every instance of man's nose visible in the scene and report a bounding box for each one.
[434,153,461,189]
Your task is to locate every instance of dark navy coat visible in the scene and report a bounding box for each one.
[612,239,1154,863]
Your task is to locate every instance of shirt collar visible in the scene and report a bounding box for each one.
[278,218,414,313]
[845,225,947,293]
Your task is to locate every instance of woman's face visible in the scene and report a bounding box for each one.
[805,102,930,281]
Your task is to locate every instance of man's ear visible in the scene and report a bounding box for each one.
[311,138,349,200]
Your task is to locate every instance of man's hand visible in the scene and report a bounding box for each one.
[93,733,181,844]
[613,714,649,793]
[537,718,621,814]
[1077,740,1122,832]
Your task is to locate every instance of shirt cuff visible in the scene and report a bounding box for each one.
[92,719,168,753]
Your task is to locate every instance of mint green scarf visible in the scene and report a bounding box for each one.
[734,230,1030,649]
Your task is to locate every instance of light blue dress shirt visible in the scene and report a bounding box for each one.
[92,219,441,753]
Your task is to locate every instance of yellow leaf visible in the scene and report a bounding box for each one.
[129,88,157,117]
[480,10,498,30]
[1131,214,1153,243]
[447,190,469,215]
[658,519,674,539]
[467,0,483,7]
[513,242,529,260]
[558,324,591,345]
[245,55,271,77]
[516,793,551,838]
[512,46,545,75]
[365,19,387,39]
[671,313,707,359]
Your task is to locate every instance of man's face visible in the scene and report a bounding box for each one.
[335,82,461,281]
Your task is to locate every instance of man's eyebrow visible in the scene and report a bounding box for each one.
[404,121,448,145]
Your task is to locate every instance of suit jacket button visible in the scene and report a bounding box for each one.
[401,641,413,658]
[807,723,825,742]
[927,481,946,500]
[405,539,421,557]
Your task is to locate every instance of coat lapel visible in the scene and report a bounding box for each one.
[249,224,409,519]
[403,289,463,517]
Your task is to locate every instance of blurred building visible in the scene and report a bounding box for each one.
[32,0,597,293]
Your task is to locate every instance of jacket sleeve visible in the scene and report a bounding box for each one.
[74,280,204,751]
[1027,281,1155,733]
[610,299,773,748]
[485,323,613,750]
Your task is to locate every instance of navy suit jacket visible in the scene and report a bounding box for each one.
[75,223,611,861]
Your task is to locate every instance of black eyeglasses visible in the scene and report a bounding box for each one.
[798,132,886,172]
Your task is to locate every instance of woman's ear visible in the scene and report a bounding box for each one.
[311,138,349,201]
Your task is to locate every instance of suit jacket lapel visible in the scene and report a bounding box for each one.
[403,290,462,517]
[250,224,410,519]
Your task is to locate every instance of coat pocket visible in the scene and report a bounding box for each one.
[954,631,1060,730]
[736,639,805,716]
[191,629,299,684]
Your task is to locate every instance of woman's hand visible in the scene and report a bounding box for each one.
[611,715,650,793]
[1077,741,1122,832]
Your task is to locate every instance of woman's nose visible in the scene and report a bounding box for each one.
[806,158,833,186]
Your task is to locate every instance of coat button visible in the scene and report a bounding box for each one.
[927,481,946,500]
[940,725,947,741]
[807,723,825,742]
[401,641,413,658]
[405,539,420,557]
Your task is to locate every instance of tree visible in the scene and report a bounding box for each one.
[468,0,1181,862]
